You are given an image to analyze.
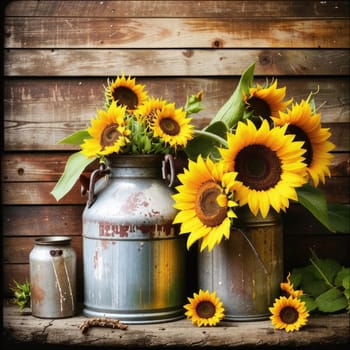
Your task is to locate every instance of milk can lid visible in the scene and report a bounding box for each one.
[34,236,72,245]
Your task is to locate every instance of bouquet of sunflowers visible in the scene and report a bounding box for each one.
[173,62,349,330]
[51,74,202,201]
[172,62,348,252]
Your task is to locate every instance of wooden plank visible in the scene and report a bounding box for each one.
[1,152,99,182]
[5,1,350,18]
[4,121,349,152]
[4,76,349,125]
[4,18,350,49]
[2,303,349,348]
[1,182,86,205]
[2,152,349,183]
[2,175,349,205]
[2,205,84,236]
[4,49,350,76]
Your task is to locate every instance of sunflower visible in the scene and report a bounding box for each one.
[80,102,130,158]
[184,289,225,327]
[152,103,194,150]
[172,155,238,252]
[272,99,335,187]
[280,272,304,298]
[269,296,309,332]
[243,79,292,125]
[219,119,307,218]
[136,97,168,127]
[104,74,148,112]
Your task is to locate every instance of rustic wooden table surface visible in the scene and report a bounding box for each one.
[2,301,349,349]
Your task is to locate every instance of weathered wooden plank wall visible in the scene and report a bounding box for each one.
[2,0,350,300]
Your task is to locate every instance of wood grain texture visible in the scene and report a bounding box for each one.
[2,205,84,236]
[4,49,350,76]
[2,177,349,205]
[3,303,349,348]
[4,77,349,122]
[3,75,349,151]
[4,18,350,49]
[1,182,86,205]
[4,122,349,151]
[5,1,349,18]
[2,152,349,183]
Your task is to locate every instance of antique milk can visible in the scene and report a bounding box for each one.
[82,154,187,324]
[29,236,77,318]
[198,207,283,321]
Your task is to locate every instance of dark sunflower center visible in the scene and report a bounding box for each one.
[159,117,180,136]
[279,306,299,324]
[196,301,216,319]
[113,86,138,110]
[286,124,313,166]
[235,144,282,190]
[195,181,227,227]
[100,123,121,148]
[246,96,272,119]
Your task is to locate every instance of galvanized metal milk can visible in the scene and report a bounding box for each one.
[82,154,187,324]
[198,207,283,321]
[29,236,77,318]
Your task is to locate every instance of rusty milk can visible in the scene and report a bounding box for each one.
[29,236,77,318]
[82,154,187,324]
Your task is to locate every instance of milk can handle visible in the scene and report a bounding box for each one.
[162,154,176,187]
[87,163,111,208]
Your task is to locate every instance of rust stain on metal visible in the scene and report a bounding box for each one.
[99,222,130,237]
[98,223,175,238]
[122,192,149,213]
[93,249,99,271]
[100,239,109,250]
[30,274,45,303]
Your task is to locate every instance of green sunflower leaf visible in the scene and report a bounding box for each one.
[309,254,342,287]
[327,203,350,233]
[58,129,90,145]
[51,152,97,201]
[209,62,255,129]
[294,266,329,297]
[185,122,228,160]
[315,287,348,313]
[334,267,350,288]
[296,183,333,232]
[299,294,317,312]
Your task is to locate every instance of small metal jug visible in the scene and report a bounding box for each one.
[29,236,77,318]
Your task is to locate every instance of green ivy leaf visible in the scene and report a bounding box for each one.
[296,183,333,232]
[58,129,90,145]
[315,287,348,313]
[51,152,97,201]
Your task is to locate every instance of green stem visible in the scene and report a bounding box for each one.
[193,129,229,148]
[309,258,334,289]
